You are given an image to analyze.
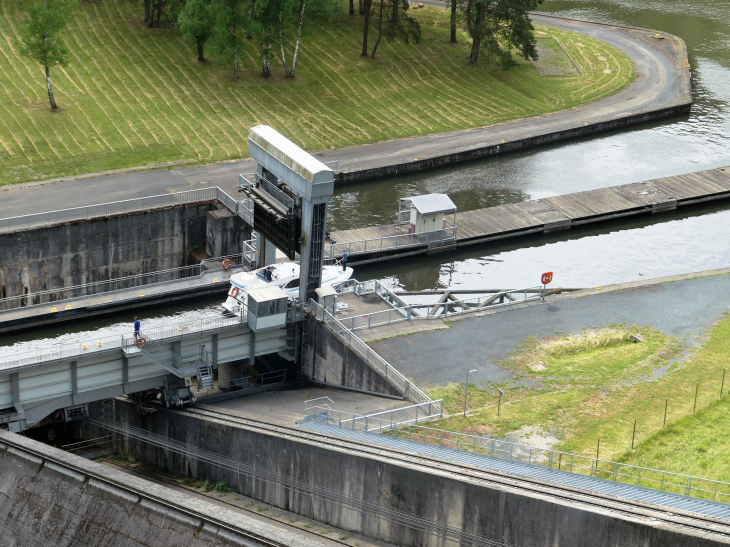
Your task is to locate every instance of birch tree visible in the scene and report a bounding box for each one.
[211,0,249,78]
[279,0,341,78]
[16,0,78,110]
[178,0,215,61]
[464,0,542,67]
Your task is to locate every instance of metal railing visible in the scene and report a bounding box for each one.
[0,187,239,235]
[375,423,730,505]
[335,278,407,307]
[325,227,457,259]
[336,286,545,330]
[238,198,254,226]
[242,238,259,269]
[239,173,295,211]
[0,314,244,373]
[308,299,432,405]
[309,400,443,432]
[0,253,248,312]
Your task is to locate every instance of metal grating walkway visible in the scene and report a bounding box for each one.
[300,421,730,521]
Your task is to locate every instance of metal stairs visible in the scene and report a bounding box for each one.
[196,362,214,391]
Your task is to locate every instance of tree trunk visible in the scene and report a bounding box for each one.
[469,4,484,65]
[261,43,271,77]
[391,0,397,24]
[349,0,354,15]
[197,41,206,62]
[358,0,363,15]
[371,0,383,58]
[156,0,162,27]
[45,63,57,110]
[233,44,239,79]
[361,0,370,56]
[148,1,155,27]
[450,0,457,43]
[247,0,254,38]
[144,0,151,22]
[289,0,306,77]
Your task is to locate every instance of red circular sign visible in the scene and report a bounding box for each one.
[541,272,553,285]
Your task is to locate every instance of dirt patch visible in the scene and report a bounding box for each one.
[505,425,560,450]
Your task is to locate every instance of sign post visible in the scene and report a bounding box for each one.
[541,271,553,300]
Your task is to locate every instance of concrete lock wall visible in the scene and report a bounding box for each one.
[0,202,249,300]
[0,431,321,547]
[301,315,402,397]
[104,401,729,547]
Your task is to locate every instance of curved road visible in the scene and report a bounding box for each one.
[0,16,690,217]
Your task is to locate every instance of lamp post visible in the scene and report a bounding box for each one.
[497,388,504,417]
[463,369,477,417]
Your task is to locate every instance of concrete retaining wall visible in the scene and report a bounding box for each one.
[106,402,730,547]
[301,315,402,398]
[0,430,321,547]
[0,202,249,300]
[337,103,691,184]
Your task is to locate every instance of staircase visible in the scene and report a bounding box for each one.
[197,361,214,391]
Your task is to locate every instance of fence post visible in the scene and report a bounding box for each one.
[365,417,368,431]
[439,430,443,447]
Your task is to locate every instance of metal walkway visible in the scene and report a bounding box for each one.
[300,421,730,521]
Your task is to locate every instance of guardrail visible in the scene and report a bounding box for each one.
[309,400,443,432]
[376,423,730,505]
[0,253,248,312]
[324,227,457,259]
[0,314,244,373]
[308,299,432,405]
[337,286,544,330]
[0,187,239,235]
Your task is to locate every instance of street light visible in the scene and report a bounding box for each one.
[497,388,504,417]
[463,369,477,417]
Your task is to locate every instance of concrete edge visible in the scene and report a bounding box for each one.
[0,430,325,547]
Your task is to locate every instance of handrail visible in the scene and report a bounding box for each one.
[308,299,432,405]
[0,252,248,312]
[307,400,443,432]
[373,422,730,505]
[0,313,244,373]
[325,226,457,259]
[0,187,239,235]
[335,285,544,330]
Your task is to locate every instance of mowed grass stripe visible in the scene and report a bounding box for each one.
[0,0,634,184]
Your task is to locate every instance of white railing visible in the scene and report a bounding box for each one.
[308,299,431,405]
[0,314,244,373]
[0,253,248,312]
[336,286,544,330]
[309,401,443,432]
[325,227,457,259]
[0,187,239,235]
[374,423,730,505]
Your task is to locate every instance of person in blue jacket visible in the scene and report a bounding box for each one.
[133,316,141,338]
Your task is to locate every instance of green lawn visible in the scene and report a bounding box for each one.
[426,312,730,481]
[0,0,633,185]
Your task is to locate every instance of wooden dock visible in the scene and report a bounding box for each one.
[329,167,730,264]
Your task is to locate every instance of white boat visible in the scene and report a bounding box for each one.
[222,262,353,314]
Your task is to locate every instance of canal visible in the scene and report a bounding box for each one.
[327,0,730,290]
[2,0,729,351]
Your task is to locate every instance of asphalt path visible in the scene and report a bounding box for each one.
[370,272,730,389]
[0,15,688,218]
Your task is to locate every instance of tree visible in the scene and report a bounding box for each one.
[16,0,78,110]
[360,0,370,56]
[178,0,215,61]
[368,0,419,59]
[464,0,542,67]
[279,0,341,78]
[211,0,249,78]
[249,0,279,76]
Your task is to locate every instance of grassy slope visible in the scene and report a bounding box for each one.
[0,0,633,185]
[427,312,730,480]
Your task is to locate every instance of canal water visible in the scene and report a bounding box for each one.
[328,0,730,290]
[3,0,730,351]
